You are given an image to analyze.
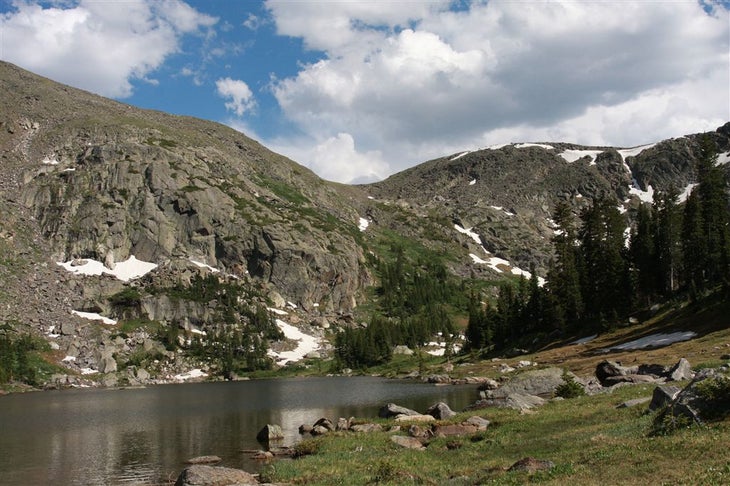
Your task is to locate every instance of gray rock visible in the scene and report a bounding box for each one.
[464,416,490,430]
[668,358,693,381]
[432,424,479,438]
[426,402,456,420]
[476,378,500,390]
[603,374,662,386]
[311,425,330,436]
[61,321,76,336]
[313,417,334,431]
[335,417,350,431]
[390,435,425,450]
[350,423,383,433]
[379,403,419,418]
[256,424,283,443]
[424,374,451,384]
[616,397,651,409]
[174,465,258,486]
[136,368,150,381]
[98,356,117,374]
[468,393,546,411]
[649,385,682,411]
[595,360,638,386]
[490,367,568,398]
[394,414,435,423]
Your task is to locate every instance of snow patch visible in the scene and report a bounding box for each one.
[268,319,320,365]
[716,151,730,166]
[173,369,208,381]
[71,310,117,325]
[42,157,59,165]
[605,331,697,352]
[490,206,515,217]
[58,255,157,282]
[515,143,554,150]
[190,259,220,273]
[62,355,76,362]
[678,183,698,203]
[629,183,654,204]
[80,368,97,375]
[358,217,369,231]
[268,307,289,316]
[617,144,656,161]
[469,179,476,186]
[454,224,482,245]
[450,151,471,161]
[559,149,603,164]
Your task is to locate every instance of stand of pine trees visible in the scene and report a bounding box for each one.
[466,142,730,352]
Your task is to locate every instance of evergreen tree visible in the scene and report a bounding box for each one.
[630,202,657,304]
[653,186,682,296]
[579,198,631,325]
[546,201,583,330]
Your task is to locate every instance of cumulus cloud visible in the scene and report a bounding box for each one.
[216,77,256,116]
[266,0,730,182]
[0,0,217,98]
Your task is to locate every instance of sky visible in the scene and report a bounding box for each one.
[1,0,729,184]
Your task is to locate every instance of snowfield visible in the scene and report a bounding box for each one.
[604,331,697,352]
[58,255,157,281]
[71,310,117,325]
[268,318,320,365]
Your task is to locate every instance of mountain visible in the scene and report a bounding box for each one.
[1,60,728,385]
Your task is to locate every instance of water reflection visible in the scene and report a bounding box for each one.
[0,376,476,485]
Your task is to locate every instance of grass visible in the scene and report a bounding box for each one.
[262,384,730,485]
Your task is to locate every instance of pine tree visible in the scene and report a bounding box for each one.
[653,186,682,296]
[546,201,583,330]
[630,202,657,304]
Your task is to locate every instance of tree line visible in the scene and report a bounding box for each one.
[465,142,729,352]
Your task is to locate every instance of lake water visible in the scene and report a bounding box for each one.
[0,376,477,485]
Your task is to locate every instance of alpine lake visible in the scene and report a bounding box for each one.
[0,376,477,485]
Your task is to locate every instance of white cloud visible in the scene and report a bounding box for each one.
[268,132,390,184]
[216,77,256,116]
[267,0,730,182]
[0,0,217,98]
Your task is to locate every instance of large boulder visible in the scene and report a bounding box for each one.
[426,402,456,420]
[649,385,682,411]
[379,403,419,418]
[490,367,569,398]
[654,370,730,427]
[256,424,284,443]
[595,360,638,386]
[174,465,258,486]
[667,358,693,381]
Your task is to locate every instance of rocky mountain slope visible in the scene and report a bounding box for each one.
[1,60,728,385]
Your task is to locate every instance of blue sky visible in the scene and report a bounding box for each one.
[1,1,729,183]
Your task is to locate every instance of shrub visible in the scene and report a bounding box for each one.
[555,371,586,399]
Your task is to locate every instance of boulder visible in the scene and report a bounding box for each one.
[313,417,334,431]
[256,424,283,443]
[379,403,419,418]
[476,378,500,390]
[649,385,682,411]
[390,435,425,450]
[468,393,546,412]
[426,402,456,420]
[655,371,730,426]
[335,417,350,431]
[174,465,258,486]
[407,424,430,439]
[311,425,330,436]
[424,374,451,384]
[464,416,490,430]
[668,358,693,381]
[616,397,651,409]
[490,367,568,398]
[602,374,662,386]
[298,424,313,434]
[595,360,638,386]
[432,424,479,438]
[350,423,383,433]
[394,414,435,423]
[98,356,117,374]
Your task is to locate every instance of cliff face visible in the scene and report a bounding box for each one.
[1,61,371,317]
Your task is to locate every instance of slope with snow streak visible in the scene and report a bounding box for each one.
[268,318,321,365]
